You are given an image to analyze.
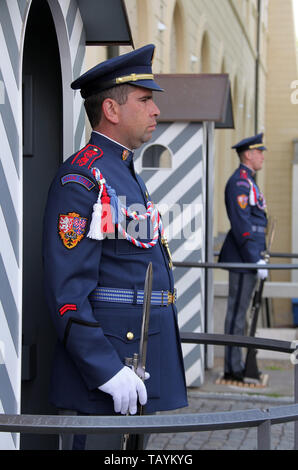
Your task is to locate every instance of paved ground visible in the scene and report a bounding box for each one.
[147,357,296,450]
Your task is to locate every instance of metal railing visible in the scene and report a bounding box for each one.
[0,333,298,450]
[0,399,298,451]
[174,261,298,270]
[1,258,298,450]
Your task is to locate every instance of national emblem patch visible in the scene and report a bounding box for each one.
[58,212,87,249]
[237,194,248,209]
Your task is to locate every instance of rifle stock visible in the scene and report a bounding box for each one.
[244,218,276,379]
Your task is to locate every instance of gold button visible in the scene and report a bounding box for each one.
[126,332,134,340]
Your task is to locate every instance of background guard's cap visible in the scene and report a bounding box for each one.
[71,44,163,99]
[232,133,267,154]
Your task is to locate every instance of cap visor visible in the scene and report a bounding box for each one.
[129,80,164,92]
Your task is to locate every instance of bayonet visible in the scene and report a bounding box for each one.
[136,261,152,382]
[121,262,153,450]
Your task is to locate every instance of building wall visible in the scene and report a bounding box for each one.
[122,0,268,256]
[86,0,267,234]
[265,0,298,325]
[85,0,298,325]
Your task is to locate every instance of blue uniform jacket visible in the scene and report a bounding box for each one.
[219,164,267,272]
[43,131,187,415]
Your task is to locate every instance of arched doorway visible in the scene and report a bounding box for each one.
[21,0,62,450]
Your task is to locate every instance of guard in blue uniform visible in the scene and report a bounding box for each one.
[42,44,187,449]
[219,133,268,381]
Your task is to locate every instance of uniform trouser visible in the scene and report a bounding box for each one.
[59,410,150,450]
[224,271,257,375]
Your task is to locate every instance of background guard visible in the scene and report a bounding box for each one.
[219,133,268,382]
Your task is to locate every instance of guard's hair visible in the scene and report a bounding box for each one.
[84,84,134,128]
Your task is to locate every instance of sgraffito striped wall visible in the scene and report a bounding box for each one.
[0,0,86,449]
[59,0,87,152]
[134,122,206,386]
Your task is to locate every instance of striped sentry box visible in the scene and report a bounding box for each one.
[0,0,86,449]
[134,122,206,387]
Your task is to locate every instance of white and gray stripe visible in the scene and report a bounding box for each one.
[0,0,86,449]
[0,0,28,449]
[68,6,86,151]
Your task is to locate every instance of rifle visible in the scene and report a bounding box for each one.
[121,262,153,450]
[244,217,276,379]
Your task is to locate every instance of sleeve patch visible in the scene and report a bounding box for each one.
[237,194,248,209]
[71,144,103,169]
[242,232,250,237]
[59,304,77,316]
[236,180,250,189]
[58,212,87,249]
[61,174,95,191]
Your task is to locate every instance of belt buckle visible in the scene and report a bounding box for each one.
[161,290,176,306]
[167,290,176,305]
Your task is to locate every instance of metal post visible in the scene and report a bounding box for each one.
[205,122,215,370]
[294,361,298,449]
[257,419,271,450]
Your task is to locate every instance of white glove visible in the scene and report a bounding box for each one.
[98,366,147,415]
[257,259,268,280]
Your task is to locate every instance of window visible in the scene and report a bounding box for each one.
[142,144,172,169]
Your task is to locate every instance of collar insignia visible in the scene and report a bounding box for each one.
[122,149,130,161]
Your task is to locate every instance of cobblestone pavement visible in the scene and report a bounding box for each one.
[147,358,296,451]
[147,392,295,450]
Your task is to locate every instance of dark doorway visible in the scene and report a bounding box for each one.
[22,0,62,450]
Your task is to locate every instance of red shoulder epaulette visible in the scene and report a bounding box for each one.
[71,144,103,169]
[240,169,248,179]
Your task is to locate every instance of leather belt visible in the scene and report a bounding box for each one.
[252,225,266,233]
[89,286,177,307]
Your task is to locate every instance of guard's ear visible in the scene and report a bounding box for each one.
[101,98,120,124]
